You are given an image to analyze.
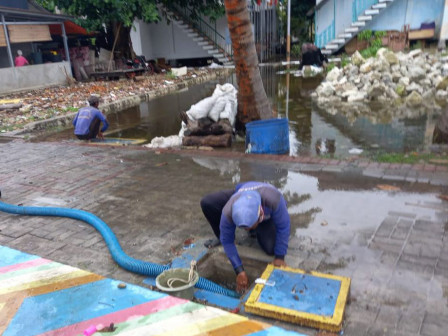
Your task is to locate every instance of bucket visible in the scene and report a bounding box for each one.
[245,118,290,155]
[155,268,199,300]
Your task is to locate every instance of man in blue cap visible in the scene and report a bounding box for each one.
[73,95,109,140]
[201,181,290,293]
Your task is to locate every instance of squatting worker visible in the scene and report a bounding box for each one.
[73,95,109,140]
[201,181,290,293]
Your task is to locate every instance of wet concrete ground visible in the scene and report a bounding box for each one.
[0,140,447,335]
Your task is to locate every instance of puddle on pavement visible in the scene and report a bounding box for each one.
[190,157,447,300]
[33,65,441,158]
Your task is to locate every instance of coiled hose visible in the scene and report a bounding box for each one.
[0,198,239,298]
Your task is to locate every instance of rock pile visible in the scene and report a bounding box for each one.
[312,48,448,110]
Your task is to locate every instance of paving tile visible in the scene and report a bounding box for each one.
[421,313,448,336]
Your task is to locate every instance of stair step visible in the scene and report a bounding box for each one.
[325,44,339,50]
[332,39,345,44]
[218,58,229,62]
[358,15,372,21]
[345,27,359,33]
[322,49,333,55]
[352,21,366,27]
[372,3,387,8]
[338,33,352,38]
[202,45,214,50]
[379,0,394,2]
[365,9,380,15]
[177,24,189,29]
[197,41,210,46]
[208,49,219,54]
[193,37,205,42]
[214,53,224,58]
[184,29,195,34]
[187,33,199,37]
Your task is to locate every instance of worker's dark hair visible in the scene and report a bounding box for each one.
[88,95,100,106]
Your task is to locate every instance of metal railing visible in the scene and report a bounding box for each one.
[315,20,335,48]
[169,4,233,61]
[352,0,379,22]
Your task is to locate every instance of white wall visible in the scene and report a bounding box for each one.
[316,0,335,36]
[369,0,445,32]
[335,0,353,35]
[131,17,211,62]
[0,61,72,94]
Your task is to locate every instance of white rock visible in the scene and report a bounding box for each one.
[399,77,410,86]
[326,67,342,82]
[351,51,365,66]
[406,82,423,94]
[347,91,367,102]
[409,49,422,58]
[408,66,426,82]
[435,90,448,101]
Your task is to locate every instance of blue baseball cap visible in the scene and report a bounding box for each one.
[232,190,261,228]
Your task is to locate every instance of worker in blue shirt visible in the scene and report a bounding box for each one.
[201,181,290,293]
[73,95,109,140]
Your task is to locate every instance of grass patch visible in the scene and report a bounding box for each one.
[367,152,448,165]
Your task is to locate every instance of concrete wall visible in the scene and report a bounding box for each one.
[335,0,354,34]
[315,0,334,36]
[316,0,446,37]
[0,61,72,94]
[131,17,211,62]
[369,0,445,32]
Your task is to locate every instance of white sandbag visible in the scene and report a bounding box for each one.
[171,66,187,77]
[185,83,238,125]
[208,97,227,122]
[144,135,182,148]
[219,100,237,126]
[186,96,216,121]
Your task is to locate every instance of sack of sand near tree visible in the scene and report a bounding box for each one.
[433,107,448,144]
[180,83,237,147]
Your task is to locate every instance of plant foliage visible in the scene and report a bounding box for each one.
[36,0,225,31]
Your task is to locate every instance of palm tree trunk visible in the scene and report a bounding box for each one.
[224,0,273,131]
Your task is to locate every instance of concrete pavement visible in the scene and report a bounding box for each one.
[0,140,447,335]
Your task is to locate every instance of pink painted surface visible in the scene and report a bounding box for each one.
[0,258,51,274]
[37,295,186,336]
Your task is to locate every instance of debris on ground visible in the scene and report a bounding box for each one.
[0,68,220,133]
[376,184,401,191]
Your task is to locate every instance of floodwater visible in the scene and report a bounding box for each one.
[37,65,441,158]
[188,156,447,311]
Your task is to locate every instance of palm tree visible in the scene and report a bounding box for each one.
[224,0,273,131]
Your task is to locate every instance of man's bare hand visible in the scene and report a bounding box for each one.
[273,258,287,267]
[98,132,104,140]
[236,271,249,294]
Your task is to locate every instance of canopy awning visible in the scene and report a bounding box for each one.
[49,20,92,36]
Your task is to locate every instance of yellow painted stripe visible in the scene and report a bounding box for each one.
[0,269,91,295]
[115,306,229,336]
[0,264,81,290]
[157,313,247,336]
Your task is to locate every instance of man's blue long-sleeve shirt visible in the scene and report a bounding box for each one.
[220,181,290,272]
[73,106,108,136]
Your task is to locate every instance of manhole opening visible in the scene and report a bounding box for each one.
[197,250,268,291]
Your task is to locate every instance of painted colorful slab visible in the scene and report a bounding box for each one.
[89,138,147,146]
[245,264,350,332]
[0,246,307,336]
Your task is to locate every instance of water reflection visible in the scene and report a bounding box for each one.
[38,65,439,157]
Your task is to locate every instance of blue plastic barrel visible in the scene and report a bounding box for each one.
[245,118,290,155]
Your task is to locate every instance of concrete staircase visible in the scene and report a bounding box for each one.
[322,0,395,55]
[164,8,233,66]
